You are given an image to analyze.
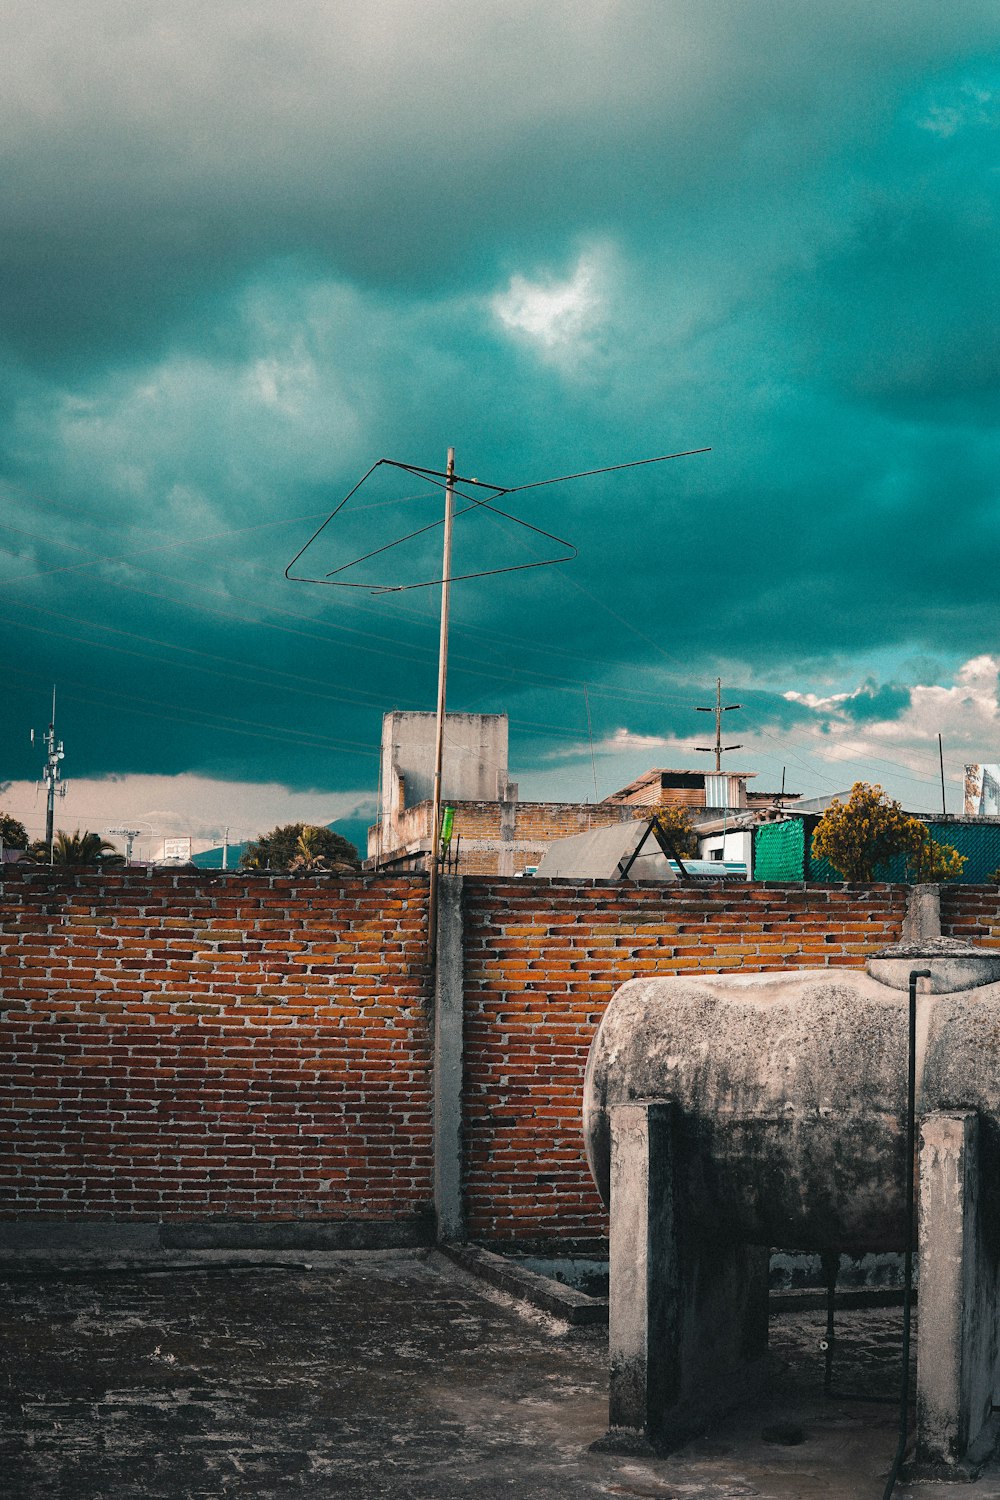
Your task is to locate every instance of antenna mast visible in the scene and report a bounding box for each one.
[109,827,142,865]
[428,447,455,962]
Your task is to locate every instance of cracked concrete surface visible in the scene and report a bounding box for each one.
[2,1249,1000,1498]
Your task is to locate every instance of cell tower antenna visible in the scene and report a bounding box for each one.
[38,685,67,864]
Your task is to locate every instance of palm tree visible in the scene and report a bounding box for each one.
[288,826,330,873]
[30,829,124,866]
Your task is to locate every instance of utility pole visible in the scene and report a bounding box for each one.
[695,678,742,772]
[427,446,455,961]
[938,734,947,816]
[222,827,230,870]
[37,687,67,863]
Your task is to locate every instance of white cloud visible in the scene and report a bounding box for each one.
[492,251,604,353]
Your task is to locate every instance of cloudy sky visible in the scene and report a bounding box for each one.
[2,1,999,855]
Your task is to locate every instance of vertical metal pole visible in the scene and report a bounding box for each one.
[882,966,931,1500]
[938,734,947,816]
[428,447,455,961]
[714,677,722,772]
[45,686,57,863]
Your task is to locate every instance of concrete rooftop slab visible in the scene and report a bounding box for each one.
[2,1249,999,1499]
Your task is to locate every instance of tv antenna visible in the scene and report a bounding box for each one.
[109,827,142,865]
[285,444,710,954]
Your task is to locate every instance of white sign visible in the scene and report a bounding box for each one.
[162,837,192,861]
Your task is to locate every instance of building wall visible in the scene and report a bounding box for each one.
[374,711,509,858]
[9,867,984,1250]
[369,798,635,875]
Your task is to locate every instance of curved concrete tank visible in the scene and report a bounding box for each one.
[584,955,1000,1253]
[585,939,1000,1471]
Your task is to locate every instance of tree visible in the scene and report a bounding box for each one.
[811,782,926,882]
[640,804,699,858]
[29,829,124,866]
[0,813,30,851]
[906,829,966,884]
[240,822,360,873]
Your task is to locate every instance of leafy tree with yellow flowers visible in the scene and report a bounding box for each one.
[812,782,924,882]
[906,827,966,884]
[637,803,699,857]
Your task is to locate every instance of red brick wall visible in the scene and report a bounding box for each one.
[4,867,927,1249]
[941,885,1000,944]
[461,879,909,1250]
[0,869,432,1228]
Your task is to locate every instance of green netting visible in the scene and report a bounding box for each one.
[754,816,1000,884]
[753,819,806,880]
[924,821,1000,883]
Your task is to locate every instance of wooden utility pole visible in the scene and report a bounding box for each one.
[695,678,742,772]
[427,447,455,961]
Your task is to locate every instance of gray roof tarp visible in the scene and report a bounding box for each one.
[534,821,677,881]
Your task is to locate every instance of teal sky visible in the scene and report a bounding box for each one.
[2,2,999,847]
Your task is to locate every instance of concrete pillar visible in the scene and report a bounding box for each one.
[602,1100,675,1452]
[433,875,465,1242]
[914,1110,1000,1479]
[902,883,942,944]
[595,1100,768,1455]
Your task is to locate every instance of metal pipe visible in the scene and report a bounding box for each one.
[882,967,931,1500]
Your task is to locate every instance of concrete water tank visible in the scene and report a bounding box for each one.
[583,933,1000,1476]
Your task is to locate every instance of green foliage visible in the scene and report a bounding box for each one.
[241,822,360,873]
[30,829,123,866]
[644,804,699,858]
[811,782,925,882]
[0,813,29,850]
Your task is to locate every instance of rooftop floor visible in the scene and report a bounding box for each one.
[2,1248,999,1499]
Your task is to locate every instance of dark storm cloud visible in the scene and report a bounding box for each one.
[837,681,913,724]
[1,3,998,793]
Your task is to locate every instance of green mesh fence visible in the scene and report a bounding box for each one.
[754,816,1000,884]
[753,819,806,880]
[924,821,1000,883]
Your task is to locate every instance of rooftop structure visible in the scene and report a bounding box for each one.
[604,767,799,814]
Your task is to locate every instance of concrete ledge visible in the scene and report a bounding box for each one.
[0,1217,434,1255]
[0,1248,429,1275]
[439,1244,609,1326]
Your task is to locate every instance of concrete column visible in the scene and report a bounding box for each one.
[902,883,942,944]
[602,1100,676,1452]
[914,1110,999,1478]
[433,874,465,1242]
[596,1099,768,1455]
